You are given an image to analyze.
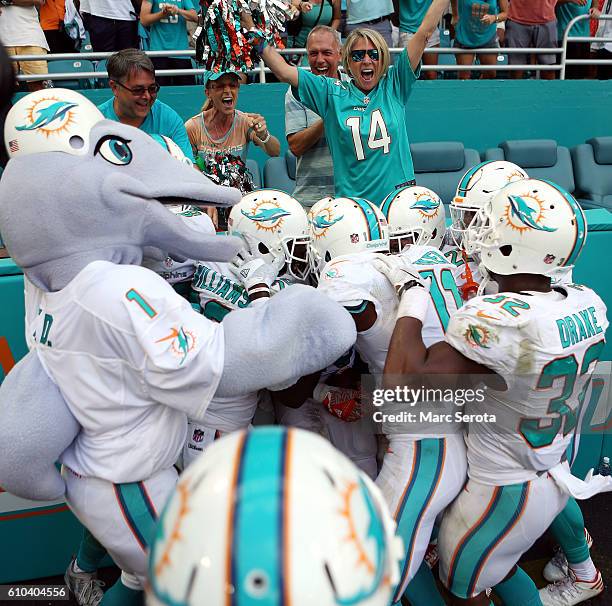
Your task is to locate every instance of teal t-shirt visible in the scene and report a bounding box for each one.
[346,0,393,24]
[293,1,334,48]
[148,0,195,54]
[456,0,499,48]
[400,0,432,33]
[98,97,194,161]
[296,49,419,206]
[556,0,591,39]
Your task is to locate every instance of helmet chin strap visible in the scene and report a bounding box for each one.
[476,263,492,297]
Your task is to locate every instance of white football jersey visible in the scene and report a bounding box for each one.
[446,285,609,485]
[28,261,224,483]
[318,248,464,438]
[142,206,215,284]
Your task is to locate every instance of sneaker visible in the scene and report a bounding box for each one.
[544,547,570,583]
[543,528,594,583]
[64,556,105,606]
[539,571,604,606]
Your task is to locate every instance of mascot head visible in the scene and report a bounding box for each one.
[0,88,242,291]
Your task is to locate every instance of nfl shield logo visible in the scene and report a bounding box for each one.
[350,233,359,244]
[192,429,205,443]
[544,254,555,264]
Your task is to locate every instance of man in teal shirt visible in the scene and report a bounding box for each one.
[556,0,592,78]
[140,0,198,85]
[98,48,194,160]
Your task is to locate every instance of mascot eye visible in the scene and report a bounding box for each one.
[95,136,133,166]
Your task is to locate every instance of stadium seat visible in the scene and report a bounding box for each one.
[94,59,109,88]
[263,150,296,194]
[571,137,612,211]
[484,139,601,209]
[47,59,95,90]
[246,158,262,190]
[410,141,481,204]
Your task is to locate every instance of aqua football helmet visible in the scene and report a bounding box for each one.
[450,161,528,254]
[308,197,389,276]
[147,427,403,606]
[5,88,104,159]
[228,189,311,281]
[380,186,445,253]
[474,178,587,277]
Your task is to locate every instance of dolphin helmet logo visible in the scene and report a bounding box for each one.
[505,195,557,233]
[309,206,344,240]
[410,192,440,219]
[16,99,79,138]
[241,199,291,232]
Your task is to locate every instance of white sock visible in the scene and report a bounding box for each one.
[569,558,597,582]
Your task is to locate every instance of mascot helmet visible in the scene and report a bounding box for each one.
[5,88,104,159]
[147,427,403,606]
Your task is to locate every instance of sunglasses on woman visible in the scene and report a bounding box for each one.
[350,49,380,62]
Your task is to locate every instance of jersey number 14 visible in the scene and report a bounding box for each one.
[346,110,391,161]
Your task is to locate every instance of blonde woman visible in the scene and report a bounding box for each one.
[185,70,280,165]
[253,0,448,206]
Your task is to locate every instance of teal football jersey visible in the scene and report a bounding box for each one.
[296,49,420,206]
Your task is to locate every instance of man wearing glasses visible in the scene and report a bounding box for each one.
[98,48,193,159]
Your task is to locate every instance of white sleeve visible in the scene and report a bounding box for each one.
[446,296,528,379]
[122,281,225,420]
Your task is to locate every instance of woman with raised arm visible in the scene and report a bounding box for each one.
[251,0,448,206]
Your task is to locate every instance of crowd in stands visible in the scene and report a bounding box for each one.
[0,0,610,89]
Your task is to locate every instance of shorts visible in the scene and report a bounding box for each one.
[399,28,441,49]
[454,33,500,50]
[4,46,48,78]
[505,19,557,65]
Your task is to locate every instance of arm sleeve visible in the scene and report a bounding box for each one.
[285,88,309,137]
[123,283,224,419]
[294,68,331,118]
[386,48,421,105]
[445,299,525,379]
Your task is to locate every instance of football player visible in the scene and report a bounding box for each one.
[313,194,467,605]
[378,178,608,606]
[451,167,602,605]
[183,189,309,468]
[444,160,529,300]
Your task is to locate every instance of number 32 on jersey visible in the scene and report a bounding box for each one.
[346,110,391,161]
